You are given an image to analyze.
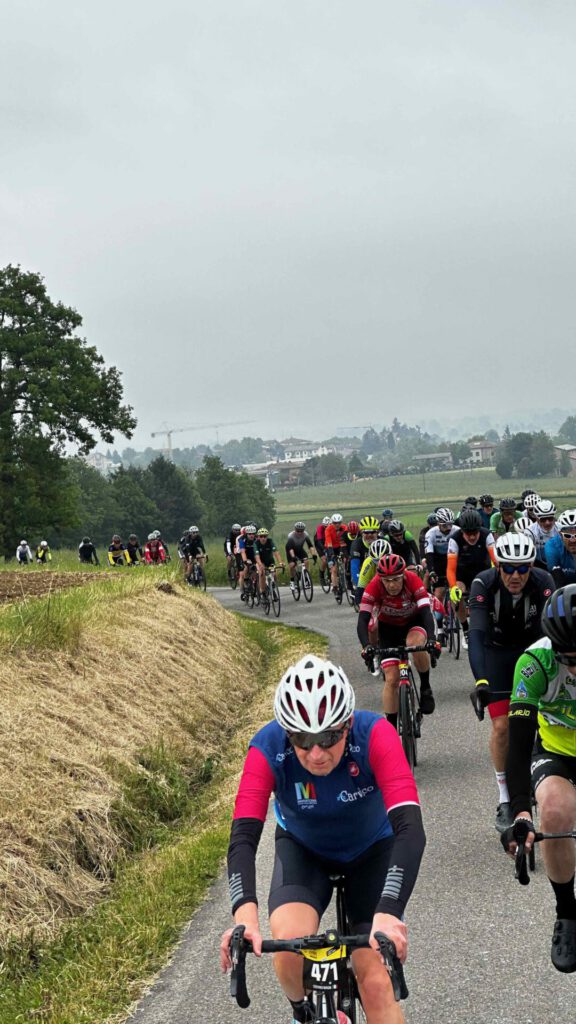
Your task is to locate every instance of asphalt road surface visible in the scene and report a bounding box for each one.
[128,586,574,1023]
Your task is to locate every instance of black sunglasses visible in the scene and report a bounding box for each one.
[501,563,531,576]
[288,725,349,750]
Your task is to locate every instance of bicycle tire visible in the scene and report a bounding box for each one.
[453,616,461,660]
[320,569,331,594]
[262,587,271,615]
[344,580,355,607]
[301,567,313,603]
[228,564,238,590]
[271,581,281,617]
[198,566,206,592]
[445,599,454,653]
[292,573,301,601]
[399,682,417,771]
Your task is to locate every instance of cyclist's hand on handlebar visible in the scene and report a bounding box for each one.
[500,814,535,857]
[450,585,463,605]
[470,679,490,721]
[361,644,375,663]
[426,639,441,659]
[370,913,407,964]
[220,923,263,973]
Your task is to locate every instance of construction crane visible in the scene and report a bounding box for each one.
[150,420,257,460]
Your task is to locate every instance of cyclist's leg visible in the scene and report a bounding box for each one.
[257,561,266,594]
[268,831,331,1007]
[286,548,297,586]
[407,625,434,712]
[378,623,404,728]
[484,647,517,828]
[531,755,576,968]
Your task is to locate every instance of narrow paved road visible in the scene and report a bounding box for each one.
[129,587,574,1023]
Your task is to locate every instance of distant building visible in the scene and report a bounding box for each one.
[469,441,497,464]
[279,438,333,460]
[555,444,576,475]
[84,451,118,476]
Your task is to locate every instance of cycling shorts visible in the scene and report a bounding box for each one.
[258,555,275,569]
[325,546,343,568]
[268,827,393,933]
[376,622,427,668]
[285,544,309,564]
[484,646,523,719]
[235,553,243,571]
[315,540,326,557]
[531,737,576,794]
[455,568,482,591]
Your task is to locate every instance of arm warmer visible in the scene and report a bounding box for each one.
[350,556,362,586]
[417,604,435,642]
[227,747,275,913]
[376,804,426,917]
[357,610,371,647]
[506,707,538,818]
[467,580,489,680]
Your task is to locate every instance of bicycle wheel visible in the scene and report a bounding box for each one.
[228,563,237,590]
[198,565,206,592]
[453,616,461,660]
[399,682,417,771]
[445,599,454,653]
[301,566,313,603]
[262,587,271,615]
[271,580,281,617]
[344,578,355,607]
[320,568,331,594]
[291,572,301,601]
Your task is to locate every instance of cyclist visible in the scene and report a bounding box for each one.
[78,536,99,565]
[314,516,331,584]
[504,585,576,973]
[528,498,559,563]
[521,490,541,521]
[383,520,420,569]
[108,535,131,566]
[446,508,496,650]
[220,655,426,1024]
[324,513,348,595]
[144,533,166,565]
[379,508,394,535]
[350,516,380,590]
[357,553,439,723]
[418,513,437,564]
[239,525,258,599]
[151,529,171,561]
[181,526,207,581]
[464,495,478,508]
[16,540,33,565]
[489,498,521,537]
[545,510,576,587]
[126,534,143,564]
[254,527,284,597]
[468,533,554,832]
[286,522,317,593]
[354,537,392,609]
[424,507,457,602]
[478,495,495,530]
[224,523,242,575]
[35,540,52,564]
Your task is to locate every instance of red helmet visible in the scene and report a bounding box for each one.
[347,520,359,537]
[376,553,406,577]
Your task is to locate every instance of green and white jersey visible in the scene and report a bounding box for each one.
[511,636,576,756]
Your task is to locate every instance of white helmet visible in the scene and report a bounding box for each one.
[274,655,355,732]
[369,538,391,561]
[558,509,576,531]
[152,530,161,539]
[40,541,48,548]
[513,515,532,535]
[20,539,27,545]
[331,513,343,524]
[147,533,156,541]
[322,516,331,526]
[189,525,199,534]
[232,523,241,531]
[495,533,536,564]
[523,493,541,511]
[534,498,556,519]
[245,524,256,534]
[435,507,454,524]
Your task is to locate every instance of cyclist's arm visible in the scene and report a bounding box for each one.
[506,655,545,817]
[446,548,458,589]
[486,532,496,565]
[368,720,426,917]
[227,747,274,914]
[415,603,435,643]
[467,577,490,680]
[408,538,420,563]
[350,555,362,586]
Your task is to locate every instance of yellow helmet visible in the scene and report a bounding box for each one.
[359,516,379,532]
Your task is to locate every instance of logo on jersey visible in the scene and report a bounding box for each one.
[544,589,552,597]
[348,761,360,777]
[476,595,485,603]
[521,664,536,679]
[295,781,317,808]
[337,785,374,803]
[515,680,528,699]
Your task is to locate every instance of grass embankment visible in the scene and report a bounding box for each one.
[0,569,325,1024]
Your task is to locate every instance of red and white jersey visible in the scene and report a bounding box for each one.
[359,570,430,626]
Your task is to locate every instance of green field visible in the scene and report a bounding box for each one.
[272,468,576,537]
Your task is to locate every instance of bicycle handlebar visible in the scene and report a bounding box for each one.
[510,819,576,886]
[229,925,408,1008]
[374,645,432,656]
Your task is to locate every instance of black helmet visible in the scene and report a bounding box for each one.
[464,496,478,507]
[459,509,482,531]
[521,488,537,500]
[82,536,91,544]
[499,497,517,510]
[479,494,494,507]
[541,586,576,652]
[427,513,438,526]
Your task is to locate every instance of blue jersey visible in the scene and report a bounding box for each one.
[545,533,576,573]
[250,711,394,861]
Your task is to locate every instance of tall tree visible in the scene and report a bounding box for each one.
[141,457,205,537]
[0,265,136,553]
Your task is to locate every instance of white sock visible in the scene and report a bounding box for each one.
[495,770,509,803]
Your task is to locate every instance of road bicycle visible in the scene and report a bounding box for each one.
[443,588,461,659]
[291,558,314,603]
[333,553,354,607]
[240,564,260,607]
[261,565,282,618]
[227,557,238,590]
[229,875,407,1023]
[371,644,434,771]
[187,557,206,591]
[319,561,332,594]
[509,818,576,886]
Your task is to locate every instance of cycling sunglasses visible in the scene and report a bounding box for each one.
[561,532,576,541]
[501,563,531,575]
[288,725,349,750]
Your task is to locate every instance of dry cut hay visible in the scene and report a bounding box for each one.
[0,587,261,941]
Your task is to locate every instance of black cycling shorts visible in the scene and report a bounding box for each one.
[285,544,309,564]
[315,540,326,557]
[268,827,393,933]
[531,738,576,795]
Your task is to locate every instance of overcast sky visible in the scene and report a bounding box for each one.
[2,1,575,451]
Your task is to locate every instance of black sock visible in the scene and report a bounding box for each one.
[386,712,398,730]
[550,876,576,919]
[290,997,315,1022]
[418,670,430,692]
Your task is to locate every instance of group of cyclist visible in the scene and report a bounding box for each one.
[220,488,576,1018]
[77,531,173,567]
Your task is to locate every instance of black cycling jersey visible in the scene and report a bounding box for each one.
[78,542,99,565]
[384,534,419,566]
[224,531,241,555]
[255,538,277,563]
[468,567,555,680]
[448,527,493,580]
[184,535,206,558]
[126,541,143,562]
